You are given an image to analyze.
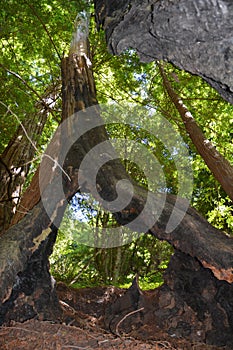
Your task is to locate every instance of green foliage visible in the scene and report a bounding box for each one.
[50,218,173,289]
[50,13,233,289]
[0,0,88,153]
[1,0,233,290]
[147,63,233,235]
[50,193,172,288]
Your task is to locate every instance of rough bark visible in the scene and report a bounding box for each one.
[10,125,62,227]
[94,0,233,105]
[105,253,233,346]
[92,2,233,345]
[0,48,100,325]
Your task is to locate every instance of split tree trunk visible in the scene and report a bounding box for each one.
[1,7,233,346]
[0,34,100,324]
[0,51,233,346]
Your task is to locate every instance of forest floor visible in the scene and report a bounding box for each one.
[0,283,226,350]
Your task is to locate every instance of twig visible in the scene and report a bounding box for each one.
[0,101,38,152]
[115,307,144,337]
[0,326,40,334]
[154,340,176,349]
[42,153,71,181]
[62,346,90,349]
[0,64,49,108]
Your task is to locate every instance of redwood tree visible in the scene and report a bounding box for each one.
[1,1,233,347]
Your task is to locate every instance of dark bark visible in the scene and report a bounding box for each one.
[105,252,233,346]
[0,227,61,325]
[94,0,233,105]
[0,53,101,325]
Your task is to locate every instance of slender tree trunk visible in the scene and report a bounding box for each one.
[112,245,122,285]
[0,107,47,234]
[0,84,60,234]
[159,64,233,202]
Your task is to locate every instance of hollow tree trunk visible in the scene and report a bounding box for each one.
[0,12,100,324]
[0,51,233,346]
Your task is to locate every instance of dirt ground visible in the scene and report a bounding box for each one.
[0,283,226,350]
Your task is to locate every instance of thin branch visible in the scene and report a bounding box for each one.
[42,154,71,181]
[0,64,45,104]
[0,64,59,119]
[70,250,102,285]
[0,102,71,182]
[0,102,37,151]
[115,307,144,337]
[62,346,89,349]
[0,326,40,334]
[24,1,62,60]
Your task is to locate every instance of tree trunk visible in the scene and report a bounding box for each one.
[94,0,233,105]
[1,50,233,346]
[0,8,102,321]
[0,105,48,234]
[0,83,60,234]
[159,64,233,202]
[105,252,233,346]
[0,24,99,324]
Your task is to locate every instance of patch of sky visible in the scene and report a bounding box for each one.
[69,192,98,222]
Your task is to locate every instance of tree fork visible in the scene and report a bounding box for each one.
[0,52,232,344]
